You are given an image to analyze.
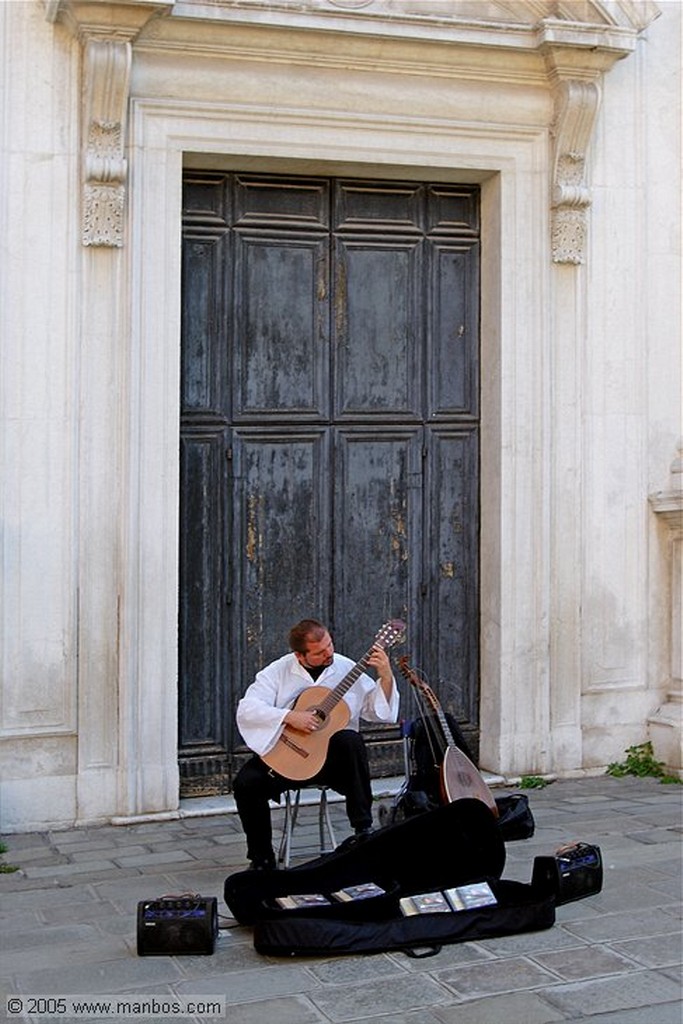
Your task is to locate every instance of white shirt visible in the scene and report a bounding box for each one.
[236,652,400,756]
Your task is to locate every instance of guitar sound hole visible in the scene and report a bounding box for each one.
[313,709,327,724]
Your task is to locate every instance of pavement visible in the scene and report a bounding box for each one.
[0,774,681,1024]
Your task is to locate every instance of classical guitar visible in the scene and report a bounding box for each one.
[261,619,406,781]
[397,655,498,817]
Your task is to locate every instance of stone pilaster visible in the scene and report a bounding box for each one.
[648,442,683,776]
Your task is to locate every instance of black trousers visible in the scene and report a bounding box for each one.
[233,729,373,864]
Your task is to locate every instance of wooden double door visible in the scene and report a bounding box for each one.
[179,171,480,795]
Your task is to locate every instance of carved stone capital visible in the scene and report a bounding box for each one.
[549,79,601,265]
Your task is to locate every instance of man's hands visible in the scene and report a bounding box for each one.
[366,644,392,681]
[285,708,323,733]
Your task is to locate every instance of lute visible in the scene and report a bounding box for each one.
[261,619,406,781]
[398,655,498,817]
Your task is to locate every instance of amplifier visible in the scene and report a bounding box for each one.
[137,895,218,956]
[532,842,603,905]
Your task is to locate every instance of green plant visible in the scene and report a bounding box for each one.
[0,842,19,874]
[519,775,549,789]
[606,742,682,784]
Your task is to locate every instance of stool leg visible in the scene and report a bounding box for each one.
[278,789,303,868]
[319,787,337,852]
[277,790,291,868]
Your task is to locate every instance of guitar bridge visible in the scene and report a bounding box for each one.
[281,733,310,759]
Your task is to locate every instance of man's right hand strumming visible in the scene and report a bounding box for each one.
[285,709,322,733]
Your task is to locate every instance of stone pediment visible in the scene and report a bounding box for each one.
[167,0,661,33]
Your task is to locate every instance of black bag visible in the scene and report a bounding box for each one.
[495,793,535,841]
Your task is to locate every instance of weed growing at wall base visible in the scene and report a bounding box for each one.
[606,742,682,784]
[0,842,19,873]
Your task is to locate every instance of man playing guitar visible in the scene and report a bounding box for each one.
[233,618,400,871]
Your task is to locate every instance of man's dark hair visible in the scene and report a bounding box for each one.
[289,619,327,654]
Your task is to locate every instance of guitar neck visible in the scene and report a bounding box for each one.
[316,649,374,715]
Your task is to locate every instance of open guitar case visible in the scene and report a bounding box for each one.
[224,798,597,958]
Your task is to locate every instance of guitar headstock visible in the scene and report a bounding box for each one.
[373,619,406,650]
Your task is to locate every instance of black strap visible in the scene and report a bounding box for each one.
[403,944,442,959]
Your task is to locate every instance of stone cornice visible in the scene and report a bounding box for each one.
[44,0,660,251]
[649,493,683,533]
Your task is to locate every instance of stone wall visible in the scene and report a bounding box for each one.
[0,0,679,830]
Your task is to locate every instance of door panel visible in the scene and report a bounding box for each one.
[178,425,230,761]
[235,175,329,229]
[179,172,480,793]
[333,428,421,670]
[335,179,424,232]
[181,232,230,415]
[334,238,422,419]
[234,233,329,418]
[425,426,479,730]
[233,428,331,686]
[428,241,480,418]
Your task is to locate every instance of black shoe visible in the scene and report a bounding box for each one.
[354,826,374,838]
[249,854,276,872]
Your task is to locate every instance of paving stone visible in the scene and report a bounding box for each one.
[14,956,185,995]
[610,932,683,969]
[114,851,195,868]
[206,994,325,1024]
[307,953,403,984]
[530,943,638,981]
[432,991,566,1024]
[176,964,319,1002]
[2,933,130,978]
[539,967,682,1016]
[475,926,588,957]
[37,900,124,925]
[561,1003,683,1024]
[562,909,682,943]
[172,934,270,977]
[23,860,118,878]
[307,973,451,1022]
[0,922,100,953]
[435,956,558,998]
[625,829,681,846]
[587,880,675,913]
[50,839,121,855]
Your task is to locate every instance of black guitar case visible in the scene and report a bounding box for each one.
[224,799,558,957]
